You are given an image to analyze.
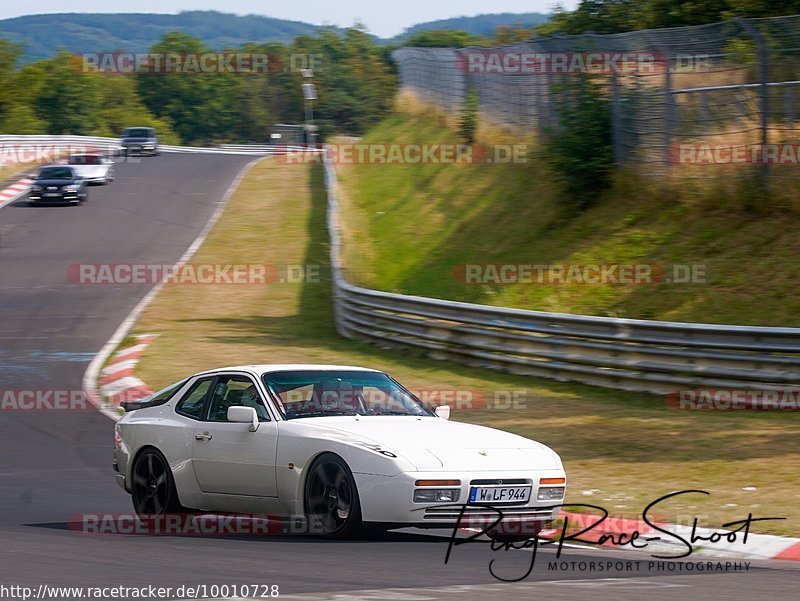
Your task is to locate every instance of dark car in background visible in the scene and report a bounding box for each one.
[28,166,88,206]
[120,126,158,156]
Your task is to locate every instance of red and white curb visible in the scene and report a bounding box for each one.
[549,511,800,562]
[98,334,157,410]
[0,177,32,209]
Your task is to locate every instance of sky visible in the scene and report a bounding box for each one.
[0,1,579,38]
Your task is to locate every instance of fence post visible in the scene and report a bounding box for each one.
[737,17,769,182]
[660,47,673,174]
[611,70,623,165]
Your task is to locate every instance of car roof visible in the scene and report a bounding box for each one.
[70,153,103,158]
[194,364,382,377]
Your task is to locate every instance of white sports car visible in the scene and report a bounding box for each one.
[113,365,566,538]
[67,153,115,184]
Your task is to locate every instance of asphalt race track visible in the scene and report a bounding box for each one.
[0,154,797,600]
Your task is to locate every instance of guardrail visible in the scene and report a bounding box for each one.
[325,161,800,395]
[0,135,307,164]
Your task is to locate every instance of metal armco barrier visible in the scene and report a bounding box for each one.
[325,161,800,394]
[0,135,309,164]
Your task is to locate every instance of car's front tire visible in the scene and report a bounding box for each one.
[131,448,189,518]
[304,453,363,538]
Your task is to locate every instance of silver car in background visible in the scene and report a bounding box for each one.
[120,126,159,156]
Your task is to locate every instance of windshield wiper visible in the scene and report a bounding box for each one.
[287,410,354,419]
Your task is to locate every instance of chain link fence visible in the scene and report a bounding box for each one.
[392,15,800,178]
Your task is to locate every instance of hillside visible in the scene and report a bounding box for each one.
[389,12,549,42]
[0,10,551,62]
[334,103,800,327]
[0,11,324,61]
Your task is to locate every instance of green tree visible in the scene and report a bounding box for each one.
[136,32,239,144]
[541,0,800,35]
[34,51,102,134]
[0,40,24,130]
[401,29,484,48]
[544,75,613,211]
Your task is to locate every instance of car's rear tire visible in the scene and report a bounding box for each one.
[131,448,189,518]
[304,453,362,538]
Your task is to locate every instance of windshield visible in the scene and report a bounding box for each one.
[38,167,74,179]
[262,370,434,419]
[68,155,102,165]
[122,128,154,138]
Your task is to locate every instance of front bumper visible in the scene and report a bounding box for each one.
[113,461,128,492]
[123,145,156,155]
[29,190,81,204]
[355,469,565,528]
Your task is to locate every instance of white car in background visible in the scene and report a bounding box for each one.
[113,365,566,538]
[67,153,115,184]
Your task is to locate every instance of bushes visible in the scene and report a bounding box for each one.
[458,89,479,144]
[544,75,614,212]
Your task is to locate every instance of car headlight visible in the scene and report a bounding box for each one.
[537,486,565,501]
[63,185,79,192]
[413,488,460,503]
[31,185,42,191]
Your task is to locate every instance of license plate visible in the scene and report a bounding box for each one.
[43,193,60,197]
[469,485,531,504]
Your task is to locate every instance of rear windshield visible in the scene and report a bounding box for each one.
[38,167,74,179]
[122,128,154,138]
[68,155,102,165]
[126,378,189,411]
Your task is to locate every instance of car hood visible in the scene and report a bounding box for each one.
[71,165,108,177]
[297,416,562,471]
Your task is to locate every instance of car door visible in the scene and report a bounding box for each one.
[191,373,279,497]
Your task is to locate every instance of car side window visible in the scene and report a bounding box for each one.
[175,378,213,420]
[206,375,270,422]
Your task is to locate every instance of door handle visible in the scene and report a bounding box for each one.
[195,432,213,441]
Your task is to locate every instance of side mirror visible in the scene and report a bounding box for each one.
[228,406,259,432]
[435,405,451,420]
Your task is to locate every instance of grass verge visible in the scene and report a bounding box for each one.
[133,158,800,536]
